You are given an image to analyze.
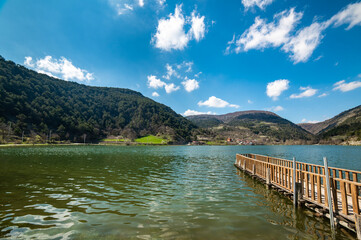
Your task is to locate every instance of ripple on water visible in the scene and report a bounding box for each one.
[0,145,359,239]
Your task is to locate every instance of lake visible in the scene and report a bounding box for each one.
[0,145,360,239]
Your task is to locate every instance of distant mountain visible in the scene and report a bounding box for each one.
[0,56,196,143]
[298,105,361,143]
[188,111,313,144]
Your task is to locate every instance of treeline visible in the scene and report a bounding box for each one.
[0,56,196,143]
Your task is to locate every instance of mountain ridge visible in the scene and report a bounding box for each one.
[0,55,196,143]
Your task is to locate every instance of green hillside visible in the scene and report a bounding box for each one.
[0,56,196,143]
[188,111,313,144]
[298,105,361,144]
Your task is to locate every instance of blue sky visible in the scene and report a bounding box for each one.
[0,0,361,123]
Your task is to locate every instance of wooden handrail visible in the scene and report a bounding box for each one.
[235,153,361,226]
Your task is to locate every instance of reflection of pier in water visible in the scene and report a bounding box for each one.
[235,153,361,238]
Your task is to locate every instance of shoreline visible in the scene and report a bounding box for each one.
[1,143,360,148]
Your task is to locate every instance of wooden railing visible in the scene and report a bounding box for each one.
[235,153,361,224]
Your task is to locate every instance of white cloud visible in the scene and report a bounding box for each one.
[267,105,284,112]
[147,75,166,89]
[24,57,34,67]
[230,8,302,53]
[24,56,93,82]
[283,22,328,63]
[333,80,361,92]
[266,79,290,100]
[163,64,179,80]
[318,93,328,97]
[152,5,206,51]
[301,118,319,123]
[198,96,239,108]
[314,55,323,61]
[138,0,144,7]
[329,2,361,30]
[228,2,361,63]
[248,100,253,104]
[194,72,202,78]
[190,11,206,42]
[183,109,216,116]
[242,0,274,10]
[164,83,180,93]
[158,0,166,6]
[182,78,199,92]
[290,86,317,99]
[152,92,160,97]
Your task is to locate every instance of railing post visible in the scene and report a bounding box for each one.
[293,157,297,206]
[266,167,271,185]
[324,157,335,231]
[252,164,255,176]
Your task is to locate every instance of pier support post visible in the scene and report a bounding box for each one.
[266,168,271,185]
[293,157,297,207]
[355,214,361,239]
[252,164,255,176]
[324,157,335,231]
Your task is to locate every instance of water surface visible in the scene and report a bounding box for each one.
[0,145,360,239]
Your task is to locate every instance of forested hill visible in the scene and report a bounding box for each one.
[187,111,314,144]
[298,105,361,144]
[0,56,196,143]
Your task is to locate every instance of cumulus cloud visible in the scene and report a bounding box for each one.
[24,56,93,82]
[147,75,180,93]
[190,11,206,41]
[182,78,199,92]
[283,22,328,63]
[230,8,302,53]
[177,61,193,72]
[152,91,160,97]
[24,57,34,67]
[267,105,284,112]
[228,2,361,63]
[147,75,166,89]
[301,118,320,123]
[290,86,317,99]
[242,0,274,10]
[183,109,216,116]
[333,80,361,92]
[318,93,328,97]
[164,83,180,93]
[198,96,239,108]
[266,79,290,100]
[163,64,179,80]
[152,5,206,51]
[138,0,144,7]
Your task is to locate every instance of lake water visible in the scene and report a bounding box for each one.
[1,145,360,239]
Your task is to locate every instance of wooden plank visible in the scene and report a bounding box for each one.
[317,174,322,204]
[346,171,351,194]
[340,180,349,215]
[305,172,310,198]
[330,177,339,213]
[311,173,315,201]
[324,175,328,206]
[351,183,360,215]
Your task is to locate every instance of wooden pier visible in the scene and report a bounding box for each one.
[235,153,361,238]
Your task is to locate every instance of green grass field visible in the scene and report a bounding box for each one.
[100,138,125,142]
[135,135,167,144]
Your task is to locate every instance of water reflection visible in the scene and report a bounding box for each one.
[0,145,359,239]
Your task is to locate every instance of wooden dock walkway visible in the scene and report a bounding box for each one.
[235,153,361,237]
